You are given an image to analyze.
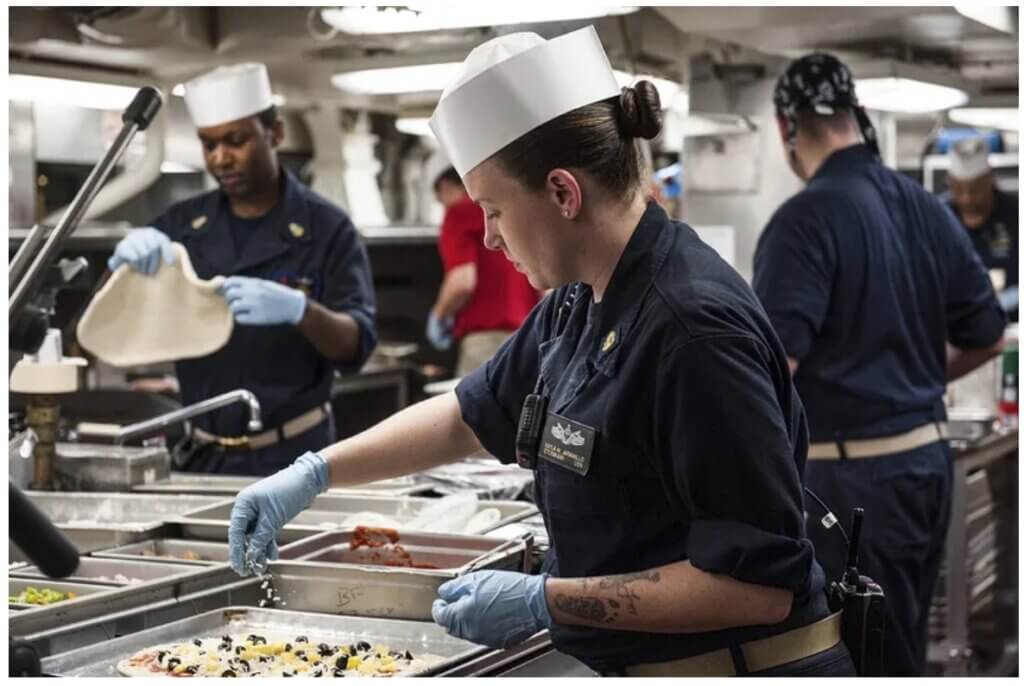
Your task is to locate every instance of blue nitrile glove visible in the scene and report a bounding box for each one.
[998,285,1019,312]
[228,451,329,576]
[426,313,454,350]
[107,227,175,275]
[431,570,552,648]
[219,276,307,326]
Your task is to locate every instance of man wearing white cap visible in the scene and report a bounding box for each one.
[106,63,377,476]
[227,28,854,676]
[945,136,1018,319]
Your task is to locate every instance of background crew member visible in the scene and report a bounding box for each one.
[753,53,1007,676]
[944,136,1019,320]
[426,166,539,376]
[106,63,377,475]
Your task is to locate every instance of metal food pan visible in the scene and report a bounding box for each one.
[41,606,487,677]
[133,472,434,498]
[13,570,248,659]
[92,539,230,566]
[277,529,529,573]
[23,492,232,554]
[9,565,237,642]
[169,518,325,545]
[14,557,203,586]
[24,492,231,525]
[253,561,462,620]
[9,578,115,611]
[176,494,537,534]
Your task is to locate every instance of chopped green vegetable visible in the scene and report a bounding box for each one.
[8,586,77,605]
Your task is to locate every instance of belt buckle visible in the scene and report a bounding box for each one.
[216,435,250,448]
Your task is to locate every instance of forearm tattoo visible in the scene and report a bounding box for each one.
[553,570,661,624]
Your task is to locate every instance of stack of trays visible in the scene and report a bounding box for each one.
[929,468,1001,643]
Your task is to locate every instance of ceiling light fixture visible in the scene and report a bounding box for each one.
[9,74,145,111]
[856,78,969,113]
[395,116,434,138]
[321,4,637,35]
[954,5,1016,34]
[948,107,1019,131]
[331,62,462,95]
[850,59,971,113]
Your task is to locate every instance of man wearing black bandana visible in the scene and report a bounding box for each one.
[753,53,1007,675]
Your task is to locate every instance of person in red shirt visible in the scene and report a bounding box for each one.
[427,167,540,376]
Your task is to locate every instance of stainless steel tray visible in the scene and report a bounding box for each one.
[20,556,501,658]
[254,561,469,620]
[277,529,530,573]
[9,564,237,643]
[175,494,537,534]
[133,472,434,497]
[54,442,170,492]
[41,606,488,677]
[169,518,324,544]
[23,492,231,553]
[14,557,202,586]
[10,578,116,611]
[92,539,230,566]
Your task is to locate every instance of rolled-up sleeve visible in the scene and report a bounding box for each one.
[321,217,378,375]
[753,202,836,362]
[654,334,815,599]
[455,292,554,463]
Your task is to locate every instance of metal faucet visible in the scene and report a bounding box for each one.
[115,389,262,445]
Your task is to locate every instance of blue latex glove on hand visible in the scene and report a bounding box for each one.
[107,227,175,275]
[228,451,329,576]
[426,313,454,351]
[431,570,552,648]
[998,285,1019,312]
[219,276,307,326]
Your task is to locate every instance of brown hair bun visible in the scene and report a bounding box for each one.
[617,81,663,140]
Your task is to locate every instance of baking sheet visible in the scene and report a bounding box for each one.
[14,557,203,586]
[41,606,487,677]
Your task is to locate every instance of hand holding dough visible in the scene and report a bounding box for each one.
[77,243,233,367]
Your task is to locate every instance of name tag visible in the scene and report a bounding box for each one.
[539,412,597,476]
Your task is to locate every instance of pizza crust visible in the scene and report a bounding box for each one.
[77,243,233,367]
[116,634,444,678]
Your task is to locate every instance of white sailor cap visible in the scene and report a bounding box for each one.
[184,63,274,128]
[949,137,992,181]
[428,26,620,178]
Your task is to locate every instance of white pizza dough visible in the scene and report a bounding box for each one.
[77,243,233,367]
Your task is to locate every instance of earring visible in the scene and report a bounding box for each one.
[563,210,571,217]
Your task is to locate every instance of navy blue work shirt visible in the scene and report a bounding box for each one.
[151,169,377,436]
[753,144,1006,443]
[456,201,829,672]
[944,187,1018,290]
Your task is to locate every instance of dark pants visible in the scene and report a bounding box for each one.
[805,441,952,676]
[175,414,335,477]
[752,642,856,676]
[606,643,856,677]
